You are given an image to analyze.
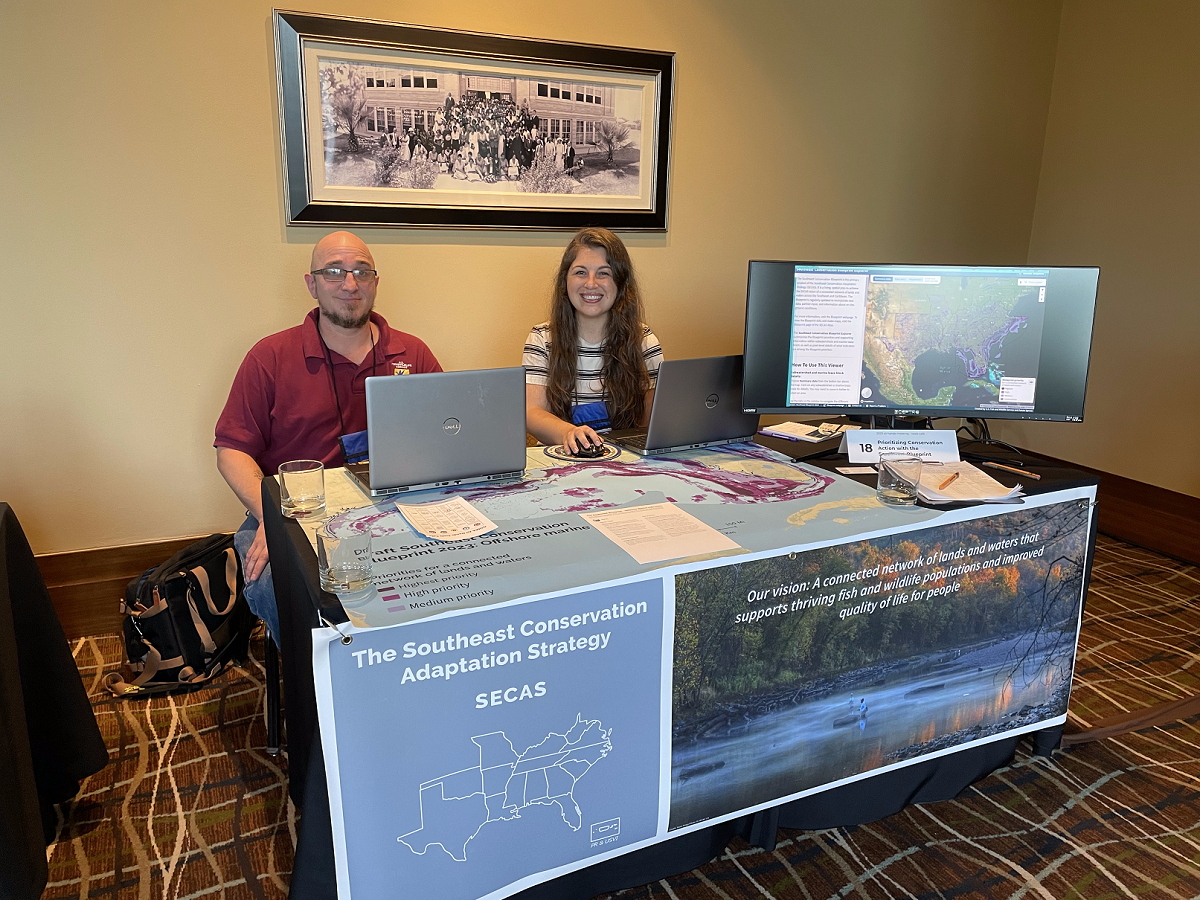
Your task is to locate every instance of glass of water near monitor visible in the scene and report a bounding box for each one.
[876,453,922,505]
[741,261,1099,424]
[278,459,326,518]
[316,520,373,593]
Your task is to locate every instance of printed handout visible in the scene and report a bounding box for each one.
[580,502,741,565]
[396,496,497,542]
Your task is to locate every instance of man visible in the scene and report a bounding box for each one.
[214,231,441,641]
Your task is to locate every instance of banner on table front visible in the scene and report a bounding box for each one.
[315,578,666,900]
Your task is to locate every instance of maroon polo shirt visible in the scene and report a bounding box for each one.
[214,309,442,474]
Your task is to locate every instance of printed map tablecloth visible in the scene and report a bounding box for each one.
[300,443,940,629]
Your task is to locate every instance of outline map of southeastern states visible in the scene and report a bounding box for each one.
[397,715,611,861]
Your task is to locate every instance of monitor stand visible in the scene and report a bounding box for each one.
[958,418,1028,465]
[847,414,936,430]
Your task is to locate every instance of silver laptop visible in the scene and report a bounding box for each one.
[347,367,527,497]
[608,356,760,456]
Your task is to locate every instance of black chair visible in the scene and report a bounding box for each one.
[239,527,282,756]
[265,634,281,755]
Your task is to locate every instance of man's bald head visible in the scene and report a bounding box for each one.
[310,231,374,271]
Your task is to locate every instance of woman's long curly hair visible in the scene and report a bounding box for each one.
[545,227,650,429]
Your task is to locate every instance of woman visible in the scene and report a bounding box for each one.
[523,227,663,453]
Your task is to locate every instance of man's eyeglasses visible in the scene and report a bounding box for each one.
[311,267,378,284]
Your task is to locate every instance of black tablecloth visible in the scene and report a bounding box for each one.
[0,504,109,900]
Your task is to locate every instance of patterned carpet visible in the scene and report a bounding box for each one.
[47,634,294,900]
[43,534,1200,900]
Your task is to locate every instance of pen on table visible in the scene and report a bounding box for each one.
[982,461,1041,480]
[758,429,800,442]
[938,472,959,491]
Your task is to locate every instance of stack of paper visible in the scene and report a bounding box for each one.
[759,422,859,443]
[916,462,1025,504]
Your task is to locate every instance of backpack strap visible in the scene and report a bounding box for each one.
[102,637,218,696]
[103,639,184,695]
[189,549,240,616]
[184,578,218,656]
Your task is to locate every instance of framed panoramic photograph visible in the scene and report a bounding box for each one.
[273,10,675,230]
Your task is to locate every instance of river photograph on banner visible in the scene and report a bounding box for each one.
[668,498,1091,830]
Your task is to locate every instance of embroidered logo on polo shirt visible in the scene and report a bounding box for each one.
[393,361,411,375]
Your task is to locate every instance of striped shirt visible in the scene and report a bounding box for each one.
[523,323,663,410]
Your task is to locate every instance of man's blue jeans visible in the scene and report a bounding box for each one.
[234,514,279,645]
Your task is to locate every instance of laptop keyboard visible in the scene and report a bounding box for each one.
[618,433,648,450]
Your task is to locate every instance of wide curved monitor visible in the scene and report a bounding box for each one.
[742,261,1100,421]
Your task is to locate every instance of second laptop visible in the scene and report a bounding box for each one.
[608,355,760,456]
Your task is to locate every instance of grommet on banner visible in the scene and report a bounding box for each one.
[320,614,354,644]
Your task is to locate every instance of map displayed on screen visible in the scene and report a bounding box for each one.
[786,266,1049,412]
[863,273,1047,408]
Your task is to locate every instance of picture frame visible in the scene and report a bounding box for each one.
[273,10,675,230]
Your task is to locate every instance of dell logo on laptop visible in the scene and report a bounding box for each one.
[705,393,719,409]
[442,417,461,435]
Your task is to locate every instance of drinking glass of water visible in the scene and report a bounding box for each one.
[278,460,326,519]
[877,453,921,506]
[316,520,373,593]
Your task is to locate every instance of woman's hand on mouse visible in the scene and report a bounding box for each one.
[563,425,602,454]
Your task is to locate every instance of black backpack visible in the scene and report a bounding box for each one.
[104,534,255,696]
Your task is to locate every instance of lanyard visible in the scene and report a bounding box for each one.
[317,319,378,437]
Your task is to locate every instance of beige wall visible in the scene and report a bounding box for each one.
[997,1,1200,498]
[0,0,1062,554]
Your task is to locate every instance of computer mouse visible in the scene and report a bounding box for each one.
[570,442,606,458]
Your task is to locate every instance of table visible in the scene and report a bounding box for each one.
[0,504,109,900]
[264,443,1098,900]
